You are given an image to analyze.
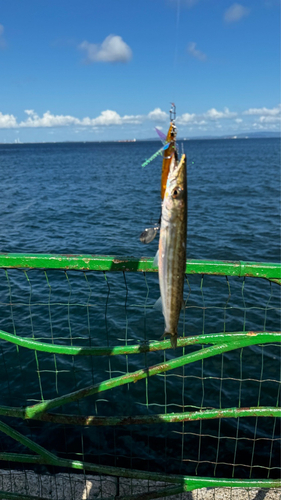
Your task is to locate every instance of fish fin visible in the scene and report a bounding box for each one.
[153,249,159,267]
[160,331,178,350]
[154,296,162,312]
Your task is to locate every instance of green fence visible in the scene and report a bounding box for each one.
[0,254,280,499]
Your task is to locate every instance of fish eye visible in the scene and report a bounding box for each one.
[172,187,181,199]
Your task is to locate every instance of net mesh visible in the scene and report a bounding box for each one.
[0,264,280,498]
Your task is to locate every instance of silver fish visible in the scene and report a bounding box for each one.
[157,153,187,349]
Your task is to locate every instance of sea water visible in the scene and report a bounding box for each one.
[0,138,280,478]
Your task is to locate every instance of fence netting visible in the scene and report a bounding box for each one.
[0,264,280,499]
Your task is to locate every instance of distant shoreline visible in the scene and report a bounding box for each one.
[0,134,279,146]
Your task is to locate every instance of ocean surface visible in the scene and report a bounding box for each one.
[0,138,280,261]
[0,138,280,479]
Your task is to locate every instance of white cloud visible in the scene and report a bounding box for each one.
[203,107,237,119]
[20,110,80,128]
[243,104,281,116]
[90,110,122,126]
[177,107,237,125]
[259,115,281,124]
[224,3,250,23]
[147,108,169,122]
[85,110,143,126]
[79,35,132,64]
[243,104,281,125]
[177,112,197,125]
[122,114,143,124]
[0,105,278,133]
[187,42,206,61]
[252,121,280,130]
[0,112,17,128]
[0,109,144,129]
[0,108,166,129]
[24,109,36,116]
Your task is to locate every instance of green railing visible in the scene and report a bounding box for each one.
[0,253,279,282]
[0,254,280,499]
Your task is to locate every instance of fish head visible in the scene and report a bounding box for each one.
[163,154,187,215]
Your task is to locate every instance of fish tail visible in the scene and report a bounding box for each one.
[170,334,177,350]
[161,331,178,349]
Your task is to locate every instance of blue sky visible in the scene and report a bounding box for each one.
[0,0,280,142]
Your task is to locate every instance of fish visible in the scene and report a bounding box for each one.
[157,153,187,349]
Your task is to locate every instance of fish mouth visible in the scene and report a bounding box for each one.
[168,154,186,185]
[170,153,186,177]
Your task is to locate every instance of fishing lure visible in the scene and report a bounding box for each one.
[140,104,178,243]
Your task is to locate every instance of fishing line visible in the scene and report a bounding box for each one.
[174,0,181,68]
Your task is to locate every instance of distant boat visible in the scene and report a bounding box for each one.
[117,139,136,143]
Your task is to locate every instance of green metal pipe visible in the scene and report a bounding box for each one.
[0,253,280,280]
[0,405,279,426]
[0,453,44,464]
[24,337,279,419]
[0,453,280,491]
[268,278,281,285]
[0,420,60,465]
[0,329,279,357]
